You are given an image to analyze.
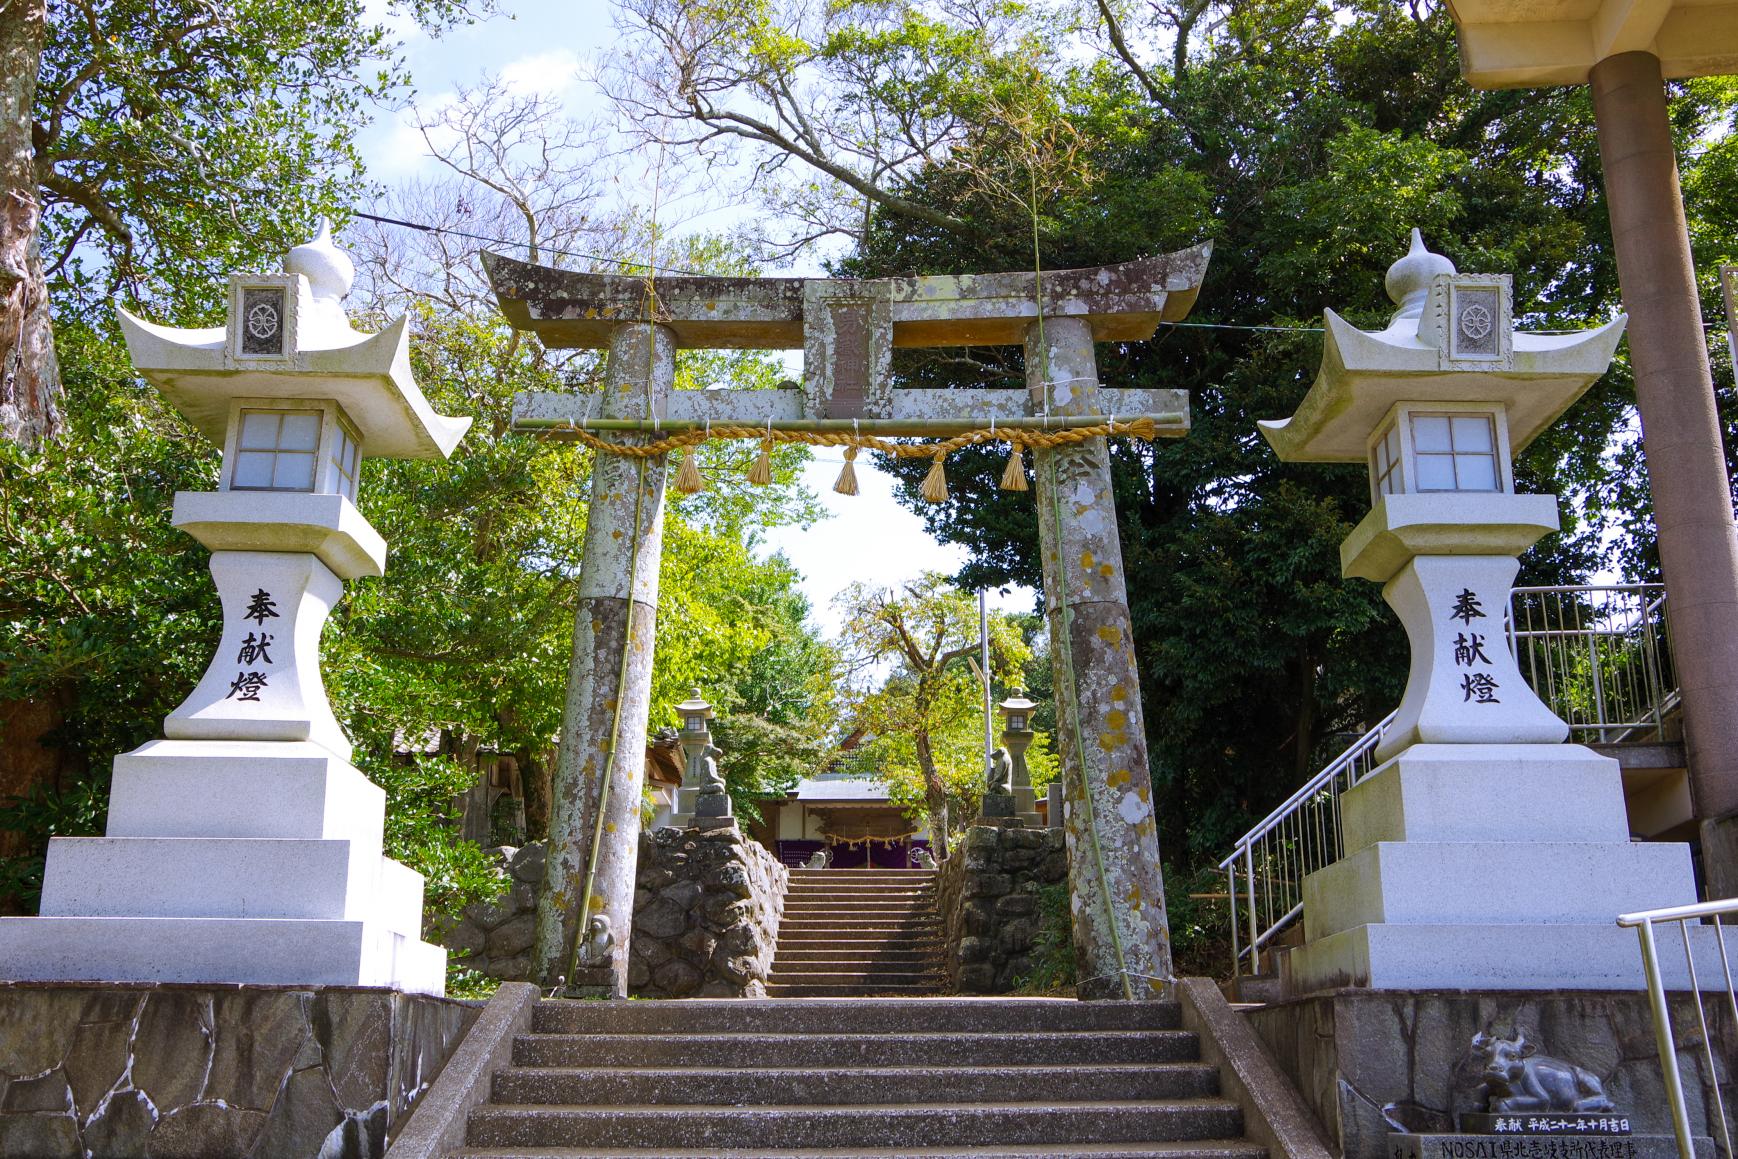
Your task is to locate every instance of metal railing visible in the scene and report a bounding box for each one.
[1615,897,1736,1159]
[1509,583,1675,743]
[1221,710,1394,979]
[1222,584,1678,982]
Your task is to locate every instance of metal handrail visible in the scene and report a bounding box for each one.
[1616,897,1737,1159]
[1222,583,1678,983]
[1219,710,1394,978]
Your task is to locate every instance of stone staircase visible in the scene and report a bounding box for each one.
[452,997,1264,1158]
[767,868,945,997]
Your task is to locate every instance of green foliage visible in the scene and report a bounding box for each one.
[812,0,1689,869]
[1011,879,1076,994]
[838,573,1049,842]
[37,0,489,320]
[359,754,505,921]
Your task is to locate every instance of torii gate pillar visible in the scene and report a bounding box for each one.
[1028,316,1173,998]
[535,322,674,994]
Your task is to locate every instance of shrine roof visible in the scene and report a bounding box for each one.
[482,245,1212,350]
[790,774,891,804]
[1447,0,1738,87]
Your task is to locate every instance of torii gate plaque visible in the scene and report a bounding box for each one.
[488,245,1211,999]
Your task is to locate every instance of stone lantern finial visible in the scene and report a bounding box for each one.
[1384,229,1457,324]
[286,219,353,302]
[286,219,355,337]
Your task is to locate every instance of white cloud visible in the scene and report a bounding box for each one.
[500,49,582,97]
[361,92,460,182]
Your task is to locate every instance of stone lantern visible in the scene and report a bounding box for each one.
[672,688,718,826]
[980,688,1043,827]
[1257,231,1728,993]
[1263,230,1623,762]
[999,688,1043,826]
[0,223,470,994]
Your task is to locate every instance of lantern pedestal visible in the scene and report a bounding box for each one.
[1278,739,1736,995]
[0,737,447,993]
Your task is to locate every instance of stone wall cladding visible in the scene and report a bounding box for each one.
[435,829,788,998]
[629,824,788,998]
[0,983,476,1159]
[1247,990,1738,1159]
[433,844,546,981]
[937,824,1068,993]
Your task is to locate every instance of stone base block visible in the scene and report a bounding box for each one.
[1303,841,1696,940]
[1342,745,1632,852]
[1246,989,1735,1159]
[107,739,386,845]
[38,837,418,928]
[1393,1134,1707,1159]
[0,916,446,994]
[1282,921,1738,994]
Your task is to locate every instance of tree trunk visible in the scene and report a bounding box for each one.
[0,0,58,448]
[913,728,949,860]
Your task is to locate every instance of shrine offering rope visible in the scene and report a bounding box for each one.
[553,417,1163,502]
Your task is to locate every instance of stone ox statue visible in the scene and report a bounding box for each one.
[1470,1028,1616,1114]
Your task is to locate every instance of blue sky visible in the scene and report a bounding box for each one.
[355,0,1039,634]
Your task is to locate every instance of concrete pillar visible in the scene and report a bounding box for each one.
[1592,51,1738,895]
[1026,315,1174,999]
[532,322,674,993]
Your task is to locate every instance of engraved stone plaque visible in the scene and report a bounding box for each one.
[240,287,287,356]
[1451,284,1501,360]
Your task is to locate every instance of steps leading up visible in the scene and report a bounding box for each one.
[452,997,1263,1159]
[769,868,945,997]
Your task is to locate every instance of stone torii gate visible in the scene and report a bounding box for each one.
[486,245,1211,1000]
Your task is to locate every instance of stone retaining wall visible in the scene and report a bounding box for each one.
[434,826,788,998]
[629,823,788,998]
[433,844,545,982]
[0,983,475,1158]
[936,824,1068,992]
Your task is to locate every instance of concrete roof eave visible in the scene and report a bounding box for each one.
[118,308,472,461]
[1258,310,1627,463]
[1447,0,1738,88]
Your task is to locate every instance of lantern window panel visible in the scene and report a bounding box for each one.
[329,418,362,501]
[1371,418,1404,502]
[232,409,323,492]
[1410,411,1502,493]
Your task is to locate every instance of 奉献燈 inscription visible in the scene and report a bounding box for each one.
[1448,588,1500,704]
[224,588,281,702]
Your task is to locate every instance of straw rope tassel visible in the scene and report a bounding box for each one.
[747,438,774,485]
[833,445,859,496]
[674,447,706,494]
[1000,440,1028,491]
[921,449,949,503]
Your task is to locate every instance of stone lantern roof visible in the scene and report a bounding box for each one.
[117,221,471,460]
[1257,230,1625,463]
[1447,0,1738,88]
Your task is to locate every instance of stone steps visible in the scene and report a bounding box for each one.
[453,998,1259,1158]
[529,998,1181,1034]
[491,1063,1220,1104]
[456,1144,1264,1158]
[517,1030,1203,1069]
[463,1102,1245,1151]
[770,867,947,998]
